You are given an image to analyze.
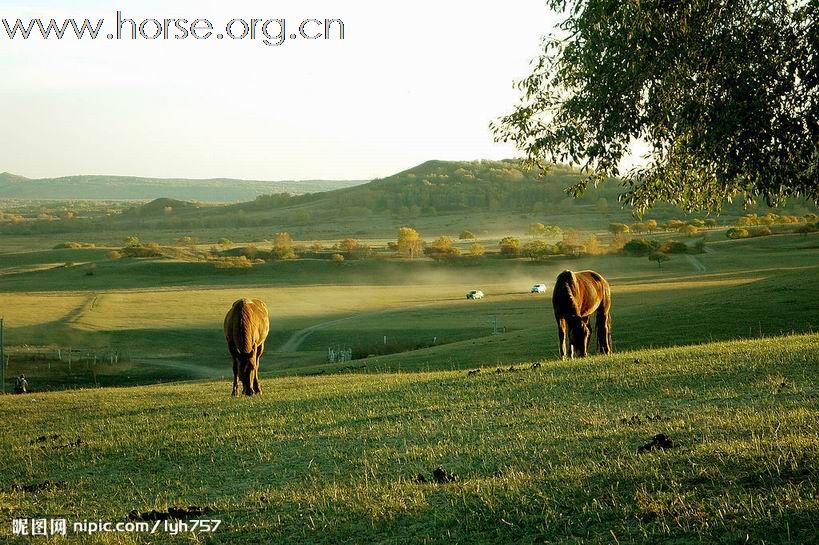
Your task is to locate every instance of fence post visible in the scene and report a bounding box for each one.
[1,317,4,394]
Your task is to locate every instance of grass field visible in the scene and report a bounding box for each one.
[0,196,817,543]
[0,232,815,387]
[0,333,816,543]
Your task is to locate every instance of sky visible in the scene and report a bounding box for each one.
[0,1,562,181]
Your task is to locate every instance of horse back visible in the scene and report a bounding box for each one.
[553,270,609,318]
[224,299,270,354]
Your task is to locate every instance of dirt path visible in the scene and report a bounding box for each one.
[279,310,395,353]
[278,302,446,353]
[134,358,223,379]
[685,254,707,273]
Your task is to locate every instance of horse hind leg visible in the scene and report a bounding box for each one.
[557,318,568,360]
[596,310,612,355]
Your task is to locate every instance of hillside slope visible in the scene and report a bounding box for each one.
[1,333,817,543]
[0,172,365,202]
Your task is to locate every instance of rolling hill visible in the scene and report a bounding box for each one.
[0,172,365,202]
[1,160,815,242]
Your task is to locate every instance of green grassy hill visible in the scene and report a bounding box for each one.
[3,160,815,243]
[0,172,365,202]
[1,333,816,543]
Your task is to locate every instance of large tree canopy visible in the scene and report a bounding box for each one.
[493,0,818,213]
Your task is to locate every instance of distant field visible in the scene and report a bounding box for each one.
[1,333,816,543]
[0,232,816,389]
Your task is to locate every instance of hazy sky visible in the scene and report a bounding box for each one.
[0,1,561,180]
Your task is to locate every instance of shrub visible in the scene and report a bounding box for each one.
[459,230,476,240]
[726,228,750,239]
[499,236,521,257]
[469,243,485,257]
[107,250,122,260]
[213,256,253,269]
[523,240,553,260]
[53,242,95,249]
[659,240,688,254]
[241,245,259,259]
[679,224,699,236]
[121,244,164,258]
[332,253,345,262]
[750,226,772,237]
[608,223,630,235]
[796,223,818,235]
[424,236,460,259]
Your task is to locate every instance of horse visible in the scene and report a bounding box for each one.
[551,270,612,359]
[224,299,270,396]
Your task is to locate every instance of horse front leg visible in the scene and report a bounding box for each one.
[231,355,239,396]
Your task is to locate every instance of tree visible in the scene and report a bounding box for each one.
[608,223,630,235]
[339,239,359,252]
[527,222,547,237]
[543,225,562,239]
[499,236,521,257]
[469,243,486,257]
[492,1,818,213]
[644,219,658,233]
[397,227,423,258]
[459,230,476,240]
[659,240,688,254]
[623,238,660,257]
[522,240,557,260]
[581,235,602,256]
[271,232,296,259]
[424,236,460,259]
[562,229,580,246]
[649,252,671,269]
[609,233,629,252]
[124,234,140,247]
[680,225,700,237]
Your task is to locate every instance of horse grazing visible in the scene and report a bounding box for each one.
[224,299,270,396]
[551,270,612,359]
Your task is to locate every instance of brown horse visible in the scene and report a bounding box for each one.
[552,270,612,359]
[224,299,270,396]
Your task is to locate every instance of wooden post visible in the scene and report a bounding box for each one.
[0,317,4,394]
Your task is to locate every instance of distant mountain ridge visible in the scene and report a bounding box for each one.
[0,172,366,202]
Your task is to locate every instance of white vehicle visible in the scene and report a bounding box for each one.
[466,290,484,300]
[531,283,547,293]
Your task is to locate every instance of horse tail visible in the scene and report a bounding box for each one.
[595,279,612,354]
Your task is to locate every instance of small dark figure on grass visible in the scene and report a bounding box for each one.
[14,374,28,394]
